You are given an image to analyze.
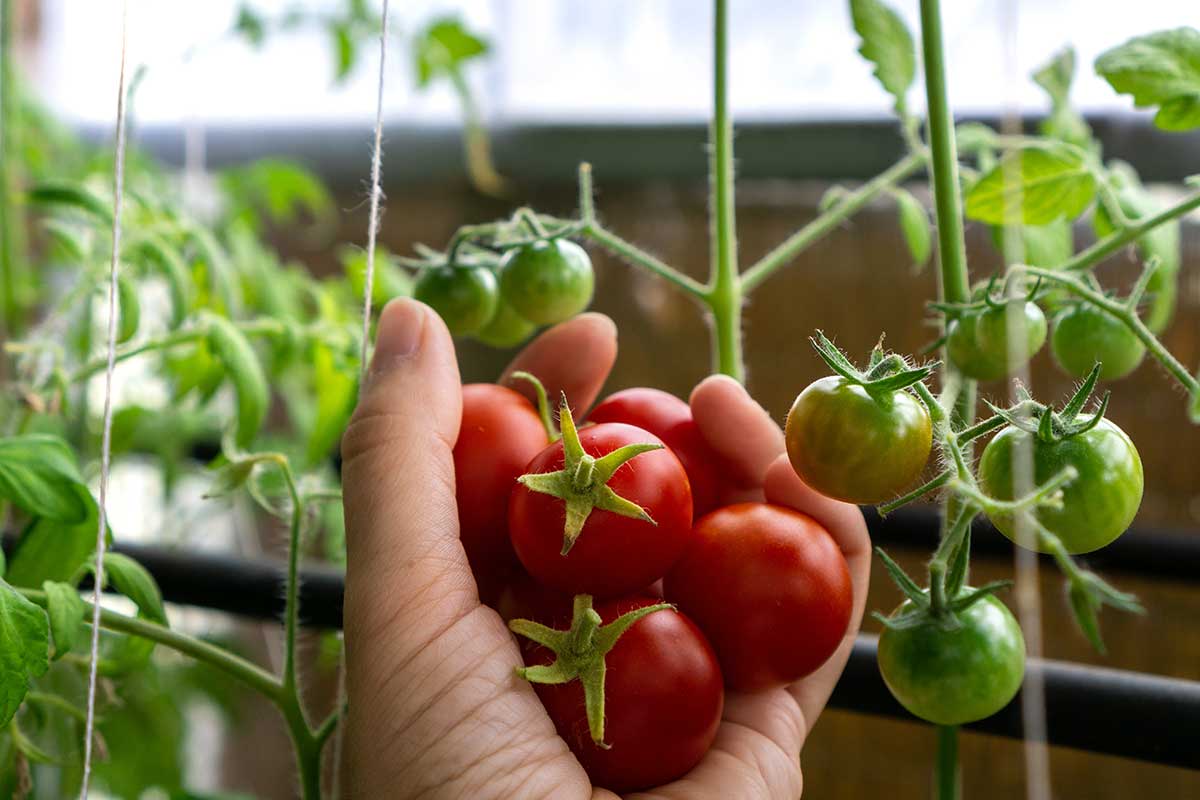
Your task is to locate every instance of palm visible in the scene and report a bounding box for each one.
[341,304,869,799]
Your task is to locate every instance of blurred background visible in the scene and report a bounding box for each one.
[5,0,1200,797]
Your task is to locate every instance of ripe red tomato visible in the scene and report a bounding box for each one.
[664,503,853,691]
[522,597,723,792]
[508,423,693,598]
[588,387,724,516]
[453,384,548,601]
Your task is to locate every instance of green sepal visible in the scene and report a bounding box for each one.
[509,594,673,746]
[516,397,661,555]
[947,580,1013,613]
[874,547,928,607]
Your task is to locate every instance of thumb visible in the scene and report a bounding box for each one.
[341,297,473,667]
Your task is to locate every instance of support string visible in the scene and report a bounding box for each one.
[80,1,130,795]
[333,1,392,795]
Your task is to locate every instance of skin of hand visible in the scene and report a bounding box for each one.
[341,297,871,799]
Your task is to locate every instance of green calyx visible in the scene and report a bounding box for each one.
[509,594,673,746]
[517,395,661,555]
[985,363,1110,443]
[873,546,1013,632]
[810,330,938,397]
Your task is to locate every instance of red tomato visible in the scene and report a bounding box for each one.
[589,388,724,515]
[508,423,693,598]
[664,503,853,691]
[523,597,723,792]
[454,384,548,602]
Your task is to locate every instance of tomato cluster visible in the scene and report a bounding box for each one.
[416,237,594,347]
[452,379,853,791]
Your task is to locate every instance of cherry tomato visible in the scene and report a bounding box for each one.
[664,503,852,691]
[414,265,499,336]
[785,377,932,505]
[1051,304,1146,381]
[499,238,594,325]
[877,593,1025,726]
[508,423,692,598]
[473,299,537,348]
[947,301,1047,381]
[978,416,1143,554]
[523,597,723,792]
[453,384,548,601]
[588,387,723,516]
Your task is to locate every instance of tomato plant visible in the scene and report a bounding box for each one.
[510,595,723,792]
[589,387,725,516]
[508,398,693,598]
[947,299,1047,382]
[979,413,1144,555]
[414,264,500,336]
[1051,302,1147,380]
[499,238,595,325]
[877,592,1025,726]
[453,382,551,600]
[785,336,933,505]
[664,503,853,691]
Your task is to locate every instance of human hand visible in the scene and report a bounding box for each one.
[340,297,870,798]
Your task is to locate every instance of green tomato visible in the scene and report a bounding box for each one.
[1051,304,1145,381]
[947,301,1047,381]
[978,416,1143,554]
[785,377,932,505]
[414,265,499,336]
[474,299,537,348]
[499,239,594,325]
[878,593,1026,726]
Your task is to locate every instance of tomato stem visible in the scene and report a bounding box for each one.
[935,725,961,800]
[0,0,25,332]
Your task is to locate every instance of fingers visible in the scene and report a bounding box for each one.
[762,455,872,725]
[500,312,618,413]
[341,298,475,679]
[690,375,786,489]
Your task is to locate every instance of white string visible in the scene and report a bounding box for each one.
[997,1,1052,797]
[332,1,391,794]
[80,1,130,795]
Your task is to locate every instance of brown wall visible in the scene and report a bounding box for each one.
[243,173,1199,799]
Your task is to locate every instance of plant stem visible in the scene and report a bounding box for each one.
[19,587,283,700]
[278,460,305,705]
[1060,190,1200,273]
[936,725,961,800]
[0,0,27,331]
[448,67,506,197]
[579,222,707,297]
[707,0,744,381]
[741,150,928,292]
[1021,266,1198,395]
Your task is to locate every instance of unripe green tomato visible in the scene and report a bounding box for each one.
[947,302,1047,381]
[1050,304,1145,381]
[474,299,537,348]
[978,416,1143,554]
[414,265,499,336]
[785,377,932,505]
[499,239,594,325]
[878,593,1025,726]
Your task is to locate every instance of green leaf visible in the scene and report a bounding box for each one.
[0,579,50,727]
[1033,46,1075,106]
[42,581,85,660]
[991,218,1073,269]
[892,187,931,267]
[1096,28,1200,132]
[103,552,167,626]
[0,435,89,522]
[964,147,1096,225]
[206,315,269,449]
[414,16,489,88]
[27,181,111,221]
[116,273,140,344]
[306,343,357,466]
[332,22,356,82]
[849,0,916,115]
[7,486,106,588]
[233,5,266,47]
[128,234,193,328]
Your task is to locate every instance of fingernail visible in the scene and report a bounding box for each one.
[370,298,426,375]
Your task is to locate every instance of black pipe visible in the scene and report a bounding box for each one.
[866,506,1200,583]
